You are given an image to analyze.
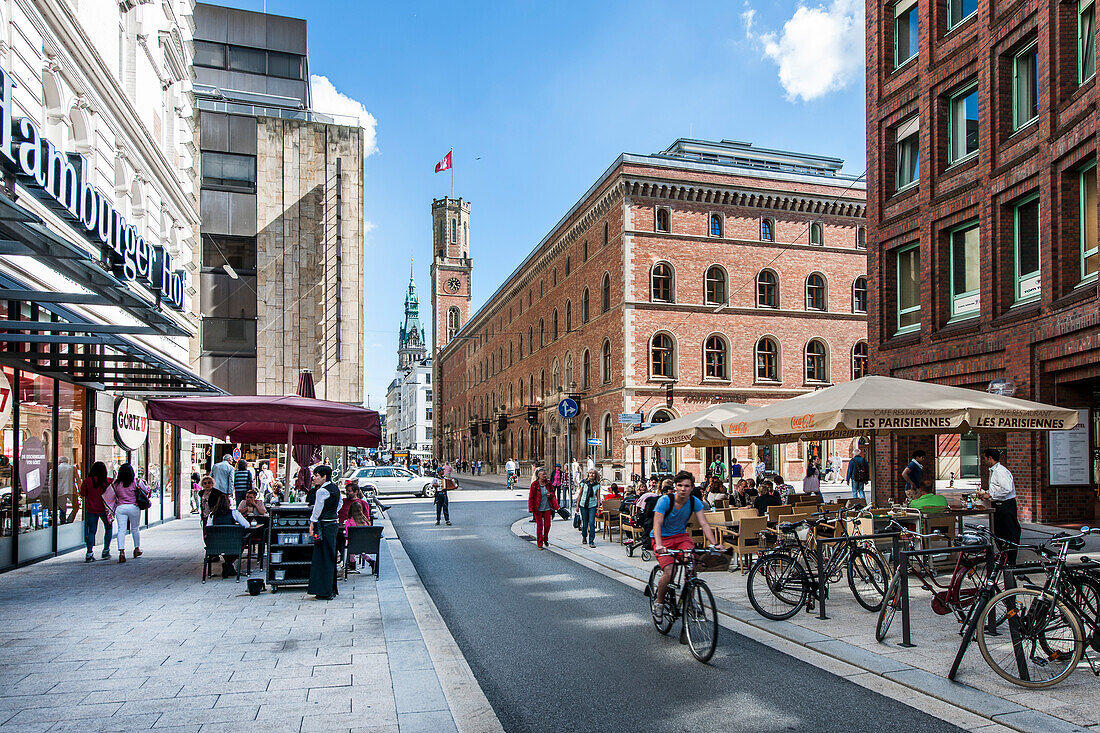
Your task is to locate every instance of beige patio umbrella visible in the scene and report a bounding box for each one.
[626,402,759,448]
[718,375,1079,495]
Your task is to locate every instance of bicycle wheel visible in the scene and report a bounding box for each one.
[747,554,808,621]
[1064,574,1100,651]
[976,587,1085,689]
[876,572,903,642]
[848,548,889,612]
[647,565,674,635]
[683,579,719,663]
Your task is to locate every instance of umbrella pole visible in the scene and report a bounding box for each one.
[867,429,878,505]
[285,424,294,499]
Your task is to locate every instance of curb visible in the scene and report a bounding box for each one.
[509,517,1090,733]
[383,518,505,733]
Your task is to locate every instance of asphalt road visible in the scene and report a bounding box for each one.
[388,489,965,733]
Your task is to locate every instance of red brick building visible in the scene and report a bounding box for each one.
[433,139,867,482]
[866,0,1099,521]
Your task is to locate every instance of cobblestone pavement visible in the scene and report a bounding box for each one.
[0,516,487,733]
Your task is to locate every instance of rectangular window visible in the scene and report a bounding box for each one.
[201,152,256,192]
[227,45,267,75]
[1081,163,1097,281]
[202,235,257,272]
[201,317,257,355]
[948,83,979,163]
[896,243,921,334]
[1013,43,1038,131]
[948,0,978,29]
[894,0,919,68]
[1081,0,1096,84]
[895,116,920,190]
[949,222,980,318]
[193,40,227,69]
[1013,195,1041,302]
[267,51,304,80]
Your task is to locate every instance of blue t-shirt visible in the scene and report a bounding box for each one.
[651,495,704,538]
[905,459,923,489]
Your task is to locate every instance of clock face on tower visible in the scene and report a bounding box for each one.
[445,277,461,293]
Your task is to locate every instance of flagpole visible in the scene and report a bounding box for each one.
[450,148,454,198]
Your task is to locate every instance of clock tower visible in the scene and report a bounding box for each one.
[429,197,472,354]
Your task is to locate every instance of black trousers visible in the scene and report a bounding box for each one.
[435,492,449,522]
[307,521,339,598]
[992,498,1022,564]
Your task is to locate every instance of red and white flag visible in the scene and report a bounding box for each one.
[434,150,452,173]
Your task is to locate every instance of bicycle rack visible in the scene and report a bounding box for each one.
[810,530,902,620]
[896,543,994,648]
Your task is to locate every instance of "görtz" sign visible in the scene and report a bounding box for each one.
[114,397,148,451]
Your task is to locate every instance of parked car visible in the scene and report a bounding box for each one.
[344,466,435,498]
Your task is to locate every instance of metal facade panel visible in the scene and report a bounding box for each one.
[225,7,267,49]
[228,115,258,155]
[199,111,229,152]
[226,192,257,236]
[193,3,228,43]
[200,189,230,234]
[200,274,258,319]
[266,15,307,55]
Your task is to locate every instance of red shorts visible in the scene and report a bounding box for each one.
[655,533,695,568]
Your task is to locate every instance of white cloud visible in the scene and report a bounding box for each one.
[309,74,378,156]
[744,0,864,103]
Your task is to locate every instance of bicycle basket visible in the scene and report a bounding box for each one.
[795,524,811,543]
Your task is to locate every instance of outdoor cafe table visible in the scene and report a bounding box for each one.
[870,505,995,538]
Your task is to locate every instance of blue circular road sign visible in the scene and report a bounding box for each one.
[557,398,578,419]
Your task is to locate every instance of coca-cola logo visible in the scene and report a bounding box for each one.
[790,414,816,431]
[725,421,748,435]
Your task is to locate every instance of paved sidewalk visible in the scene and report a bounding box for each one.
[0,516,500,733]
[512,515,1098,732]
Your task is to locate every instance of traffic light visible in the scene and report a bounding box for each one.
[527,406,538,425]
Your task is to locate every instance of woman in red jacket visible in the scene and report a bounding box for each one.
[527,467,559,550]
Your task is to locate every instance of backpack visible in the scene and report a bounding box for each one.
[852,457,870,483]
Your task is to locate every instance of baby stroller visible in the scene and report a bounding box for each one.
[625,494,663,561]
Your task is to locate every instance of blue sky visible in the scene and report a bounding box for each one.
[216,0,867,408]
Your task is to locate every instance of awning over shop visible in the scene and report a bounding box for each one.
[625,402,759,448]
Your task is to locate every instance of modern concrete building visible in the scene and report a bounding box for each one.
[433,139,867,481]
[866,0,1098,520]
[192,3,364,401]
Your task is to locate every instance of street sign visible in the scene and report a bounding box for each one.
[587,438,602,446]
[640,422,656,429]
[557,398,578,419]
[232,445,241,461]
[618,413,642,424]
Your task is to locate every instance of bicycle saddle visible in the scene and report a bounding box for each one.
[778,521,801,532]
[956,532,984,547]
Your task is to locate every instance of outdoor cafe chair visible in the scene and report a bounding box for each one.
[599,499,621,540]
[201,525,248,583]
[344,525,383,579]
[732,516,770,572]
[767,505,793,523]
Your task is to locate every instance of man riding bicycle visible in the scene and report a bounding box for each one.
[652,470,719,618]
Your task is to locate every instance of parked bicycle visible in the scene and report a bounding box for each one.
[746,510,889,621]
[962,527,1100,688]
[644,547,723,662]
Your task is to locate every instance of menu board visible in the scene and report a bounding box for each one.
[1048,409,1090,486]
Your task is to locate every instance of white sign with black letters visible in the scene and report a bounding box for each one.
[114,397,148,451]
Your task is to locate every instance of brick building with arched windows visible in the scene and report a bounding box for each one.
[433,139,867,482]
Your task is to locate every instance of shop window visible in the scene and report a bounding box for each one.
[1012,42,1039,131]
[948,82,980,164]
[948,0,978,29]
[853,276,868,313]
[949,221,980,317]
[895,116,919,190]
[806,273,827,311]
[650,333,675,379]
[651,262,674,302]
[805,339,828,383]
[756,337,779,382]
[757,269,779,308]
[201,152,256,192]
[1081,163,1097,282]
[1081,0,1096,84]
[17,372,55,562]
[0,367,13,567]
[56,380,86,551]
[895,0,919,69]
[704,334,728,380]
[704,266,726,305]
[852,341,869,379]
[895,242,921,334]
[1014,195,1041,302]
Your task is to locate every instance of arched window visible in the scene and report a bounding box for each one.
[651,262,674,302]
[761,218,774,242]
[582,349,591,389]
[539,319,545,347]
[552,269,557,287]
[757,270,779,308]
[510,342,514,365]
[529,375,534,402]
[582,417,592,456]
[810,222,824,245]
[856,226,867,249]
[602,414,613,457]
[650,333,675,378]
[565,256,571,276]
[582,288,590,323]
[464,222,468,250]
[527,327,533,355]
[756,337,779,382]
[852,341,869,379]
[853,276,868,313]
[540,370,546,397]
[439,220,445,246]
[564,353,574,388]
[601,273,611,313]
[551,360,560,392]
[603,222,610,246]
[709,213,723,238]
[509,384,514,407]
[601,340,612,384]
[806,273,827,311]
[552,309,559,341]
[564,300,572,332]
[583,239,589,261]
[704,334,727,380]
[451,218,457,242]
[704,266,726,305]
[655,208,670,233]
[805,339,828,382]
[447,307,460,341]
[520,379,525,405]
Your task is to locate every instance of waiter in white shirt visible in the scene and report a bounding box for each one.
[977,449,1021,563]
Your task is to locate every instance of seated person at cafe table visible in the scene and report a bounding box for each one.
[908,484,948,512]
[753,480,782,516]
[730,479,752,508]
[237,488,267,516]
[206,490,249,578]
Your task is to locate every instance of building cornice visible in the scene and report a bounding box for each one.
[622,175,866,219]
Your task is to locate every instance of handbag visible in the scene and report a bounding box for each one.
[134,480,152,510]
[573,512,582,530]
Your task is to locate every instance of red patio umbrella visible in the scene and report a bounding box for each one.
[294,370,322,493]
